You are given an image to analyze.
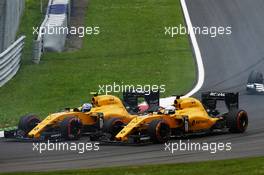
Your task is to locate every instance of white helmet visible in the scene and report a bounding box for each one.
[81,103,92,112]
[164,106,176,114]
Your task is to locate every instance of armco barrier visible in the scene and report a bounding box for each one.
[32,0,52,64]
[33,0,71,64]
[0,36,26,87]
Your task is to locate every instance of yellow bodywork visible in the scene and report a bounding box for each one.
[28,95,136,138]
[115,97,220,141]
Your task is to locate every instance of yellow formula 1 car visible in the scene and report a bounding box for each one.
[101,92,249,144]
[4,91,160,141]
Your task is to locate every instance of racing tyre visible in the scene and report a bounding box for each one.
[148,119,171,143]
[60,117,83,140]
[226,109,248,133]
[247,71,263,84]
[102,118,124,138]
[18,114,40,135]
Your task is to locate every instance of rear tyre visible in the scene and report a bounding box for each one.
[226,109,248,133]
[60,117,82,140]
[18,114,40,135]
[102,118,124,138]
[148,119,171,143]
[247,71,263,84]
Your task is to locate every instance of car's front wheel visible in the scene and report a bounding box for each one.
[148,119,171,143]
[18,114,41,135]
[60,117,83,140]
[102,118,124,139]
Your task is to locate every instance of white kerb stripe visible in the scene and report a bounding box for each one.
[180,0,204,98]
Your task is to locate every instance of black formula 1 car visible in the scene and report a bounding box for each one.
[246,71,264,94]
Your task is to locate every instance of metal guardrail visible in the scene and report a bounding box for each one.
[32,0,52,64]
[33,0,71,64]
[0,36,26,87]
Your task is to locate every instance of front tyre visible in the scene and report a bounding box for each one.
[227,109,248,133]
[102,118,124,138]
[60,117,83,140]
[18,114,41,135]
[148,119,171,143]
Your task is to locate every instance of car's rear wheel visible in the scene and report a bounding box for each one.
[227,109,248,133]
[18,114,40,135]
[60,117,82,140]
[148,119,171,143]
[248,71,263,84]
[102,118,124,138]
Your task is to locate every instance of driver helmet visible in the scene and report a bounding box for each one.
[81,103,92,112]
[164,106,176,114]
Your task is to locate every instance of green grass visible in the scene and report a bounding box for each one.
[0,126,17,132]
[0,0,195,127]
[1,157,264,175]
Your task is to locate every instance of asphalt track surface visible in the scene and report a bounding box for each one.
[1,0,264,172]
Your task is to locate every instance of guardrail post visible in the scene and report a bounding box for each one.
[32,40,41,64]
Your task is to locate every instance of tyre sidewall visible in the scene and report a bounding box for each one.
[227,109,248,133]
[148,119,171,143]
[102,118,124,137]
[60,117,82,140]
[18,114,40,134]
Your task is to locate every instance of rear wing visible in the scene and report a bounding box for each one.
[201,92,239,111]
[123,90,160,112]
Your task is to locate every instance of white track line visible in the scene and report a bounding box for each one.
[160,0,205,108]
[0,131,4,138]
